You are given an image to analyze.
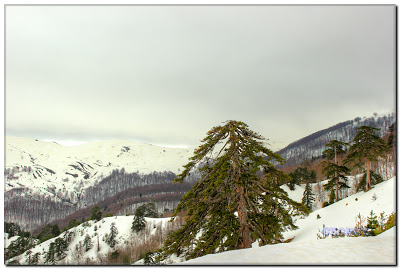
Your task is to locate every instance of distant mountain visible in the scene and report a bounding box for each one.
[5,137,197,231]
[276,113,396,167]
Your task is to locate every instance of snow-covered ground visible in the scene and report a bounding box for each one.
[180,227,395,265]
[6,216,177,265]
[177,177,396,265]
[6,136,194,196]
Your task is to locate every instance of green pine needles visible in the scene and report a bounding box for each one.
[321,140,350,202]
[344,126,389,191]
[302,182,315,211]
[156,120,307,262]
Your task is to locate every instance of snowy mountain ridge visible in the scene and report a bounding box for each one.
[7,176,396,265]
[5,136,195,230]
[277,112,395,167]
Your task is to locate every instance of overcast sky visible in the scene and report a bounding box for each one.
[5,5,395,150]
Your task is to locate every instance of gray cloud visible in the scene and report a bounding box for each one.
[6,5,395,150]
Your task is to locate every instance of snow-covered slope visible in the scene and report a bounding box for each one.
[5,136,196,230]
[6,136,194,195]
[6,216,180,265]
[180,228,395,265]
[277,113,395,167]
[177,177,396,265]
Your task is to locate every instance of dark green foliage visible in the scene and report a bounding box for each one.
[104,213,113,218]
[5,236,37,260]
[329,188,335,204]
[91,206,102,221]
[64,218,80,231]
[323,140,347,160]
[354,211,395,237]
[7,259,21,265]
[322,162,350,190]
[137,202,159,218]
[44,242,56,264]
[25,250,40,265]
[288,167,317,190]
[106,222,118,248]
[37,224,61,243]
[131,203,158,232]
[157,121,307,262]
[143,250,158,265]
[322,201,330,208]
[83,234,92,252]
[388,122,396,148]
[302,182,315,211]
[54,237,68,259]
[384,212,396,230]
[344,126,389,191]
[321,140,350,202]
[132,214,146,232]
[5,222,21,238]
[111,250,119,261]
[356,171,383,192]
[367,211,379,229]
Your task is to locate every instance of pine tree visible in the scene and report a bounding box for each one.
[288,167,315,190]
[106,222,118,248]
[44,242,56,265]
[54,237,68,259]
[156,121,307,262]
[366,210,379,235]
[302,182,315,211]
[366,210,379,229]
[132,212,146,232]
[344,126,389,191]
[322,140,349,202]
[91,206,102,221]
[388,122,396,149]
[356,170,383,192]
[25,249,33,265]
[83,234,93,252]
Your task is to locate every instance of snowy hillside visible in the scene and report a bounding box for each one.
[175,177,396,265]
[5,137,196,230]
[6,215,182,265]
[180,228,395,265]
[277,113,395,167]
[6,136,194,194]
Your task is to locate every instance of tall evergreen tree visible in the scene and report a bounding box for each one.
[322,140,349,202]
[83,234,93,252]
[106,222,118,248]
[157,121,306,262]
[132,207,147,233]
[388,122,396,149]
[288,167,317,190]
[91,206,102,221]
[344,126,389,191]
[302,182,315,211]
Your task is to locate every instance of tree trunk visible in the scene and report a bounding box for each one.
[366,159,371,190]
[236,185,251,249]
[334,145,339,202]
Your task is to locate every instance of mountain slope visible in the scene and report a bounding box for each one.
[6,216,182,265]
[277,113,395,167]
[5,137,195,230]
[177,177,396,265]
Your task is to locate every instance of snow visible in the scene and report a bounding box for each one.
[7,215,175,265]
[5,136,194,202]
[176,177,397,265]
[180,228,395,265]
[280,184,305,203]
